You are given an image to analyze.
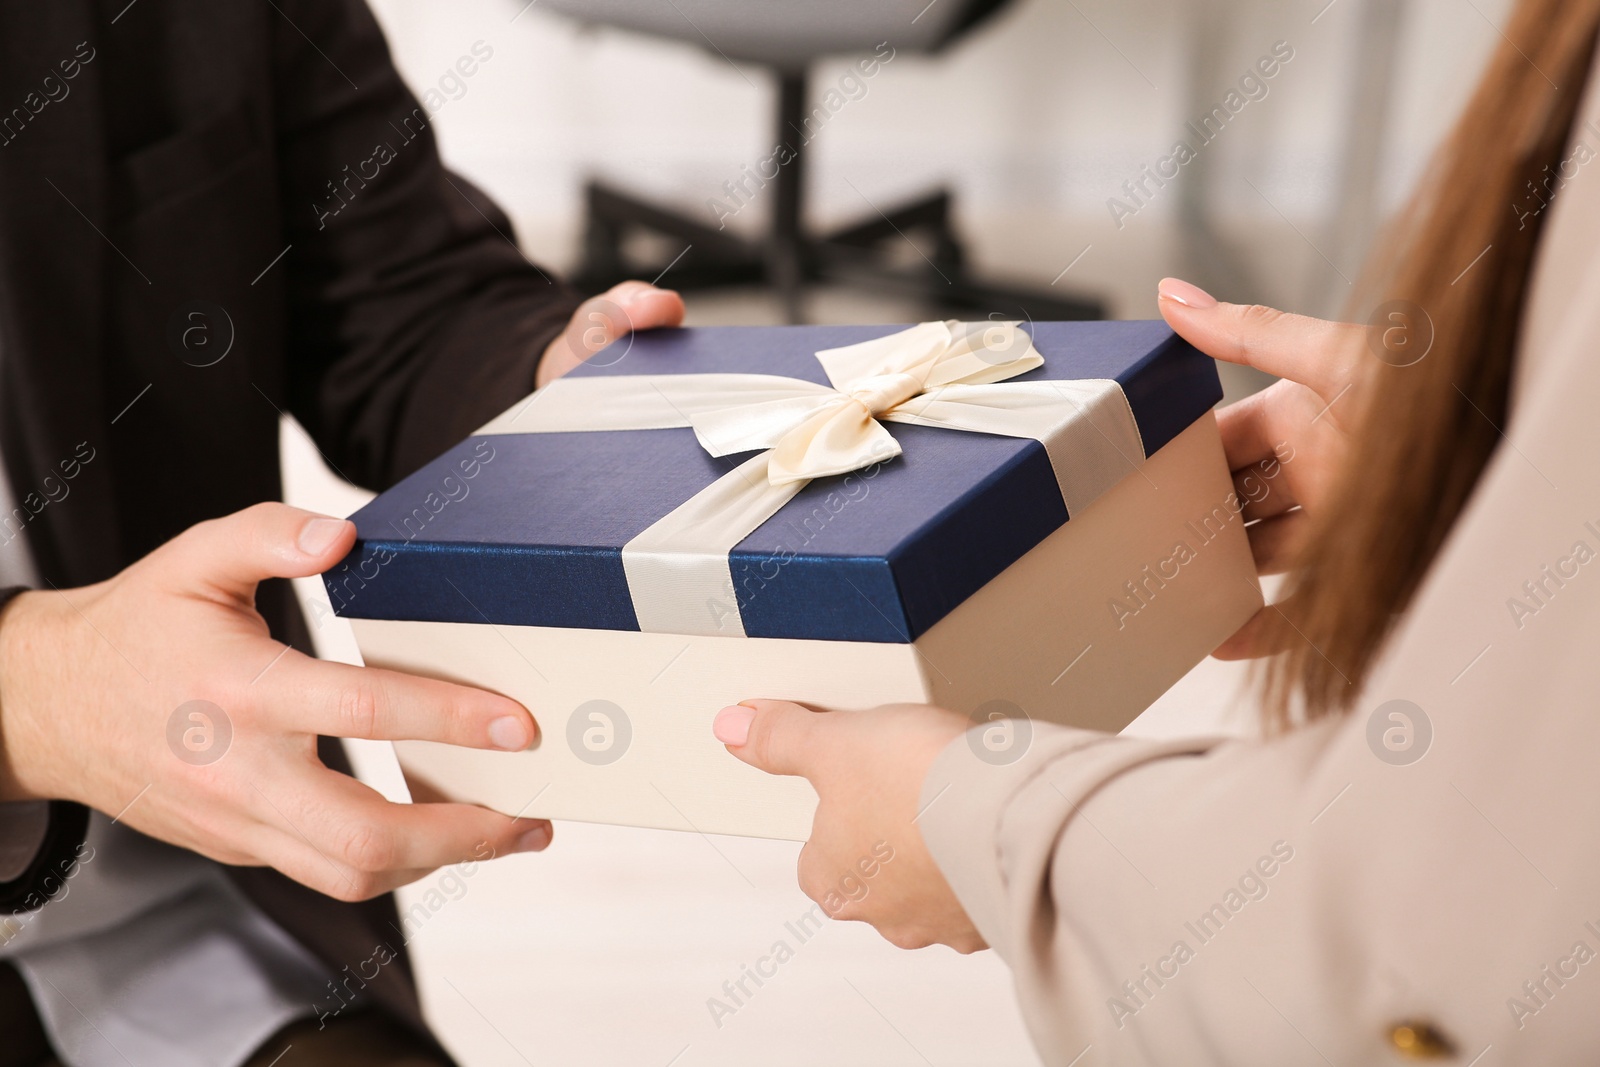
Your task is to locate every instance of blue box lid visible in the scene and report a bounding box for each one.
[326,321,1219,643]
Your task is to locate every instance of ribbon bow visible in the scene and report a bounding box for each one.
[690,320,1042,485]
[477,321,1144,637]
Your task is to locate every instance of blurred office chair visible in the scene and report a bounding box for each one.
[531,0,1103,323]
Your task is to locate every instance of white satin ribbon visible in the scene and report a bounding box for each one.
[478,321,1145,637]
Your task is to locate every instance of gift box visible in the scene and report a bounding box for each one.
[328,321,1261,840]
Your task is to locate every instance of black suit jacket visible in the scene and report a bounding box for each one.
[0,0,580,1044]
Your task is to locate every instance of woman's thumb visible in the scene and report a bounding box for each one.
[713,699,829,779]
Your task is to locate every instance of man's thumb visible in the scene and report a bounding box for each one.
[150,503,355,601]
[714,699,828,779]
[610,281,684,333]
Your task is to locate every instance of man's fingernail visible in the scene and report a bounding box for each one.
[713,705,754,746]
[514,824,552,853]
[298,517,348,557]
[1158,278,1217,309]
[489,715,530,751]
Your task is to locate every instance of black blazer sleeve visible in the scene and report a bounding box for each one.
[270,0,583,489]
[0,801,88,914]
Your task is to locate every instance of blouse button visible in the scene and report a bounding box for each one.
[1388,1020,1456,1059]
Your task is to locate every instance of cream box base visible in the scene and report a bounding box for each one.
[350,412,1262,841]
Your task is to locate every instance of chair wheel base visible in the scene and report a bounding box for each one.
[571,178,1104,323]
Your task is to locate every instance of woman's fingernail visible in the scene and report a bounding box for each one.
[1158,278,1217,309]
[514,824,552,853]
[298,517,348,557]
[713,705,754,746]
[489,715,530,751]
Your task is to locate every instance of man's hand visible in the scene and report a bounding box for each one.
[0,504,552,901]
[1158,278,1363,658]
[536,280,685,389]
[713,700,985,953]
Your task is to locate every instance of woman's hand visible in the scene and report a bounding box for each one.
[0,504,553,901]
[714,700,985,953]
[537,280,685,389]
[1157,278,1365,658]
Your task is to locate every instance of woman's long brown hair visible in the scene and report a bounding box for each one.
[1265,0,1600,723]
